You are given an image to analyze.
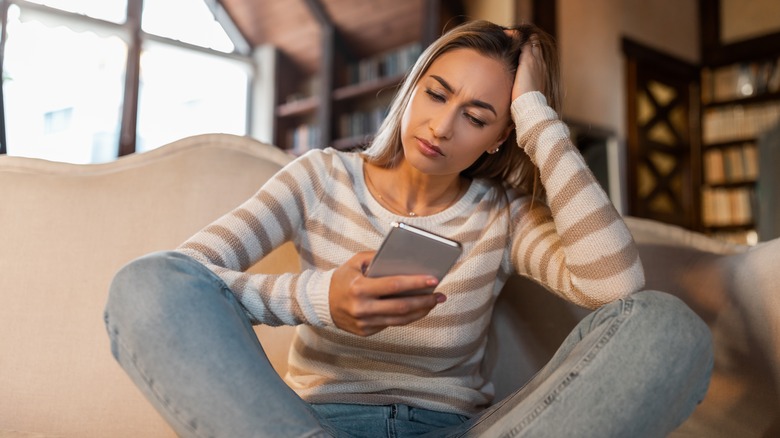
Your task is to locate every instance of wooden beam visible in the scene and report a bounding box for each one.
[421,0,440,47]
[303,0,334,146]
[532,0,556,40]
[303,0,332,26]
[0,1,9,155]
[118,0,142,157]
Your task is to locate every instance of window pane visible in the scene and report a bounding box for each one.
[3,5,126,163]
[142,0,234,53]
[136,42,248,152]
[24,0,127,23]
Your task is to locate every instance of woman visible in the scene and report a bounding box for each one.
[105,20,713,437]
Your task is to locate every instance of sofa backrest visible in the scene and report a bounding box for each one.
[0,134,298,437]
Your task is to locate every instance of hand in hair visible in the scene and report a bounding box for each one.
[506,32,547,102]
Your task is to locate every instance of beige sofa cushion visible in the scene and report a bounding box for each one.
[0,134,297,437]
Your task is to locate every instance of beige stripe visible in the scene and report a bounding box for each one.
[546,266,600,308]
[295,385,488,414]
[291,336,482,379]
[443,214,470,227]
[546,167,593,215]
[469,233,507,256]
[536,237,563,284]
[556,261,567,292]
[319,193,378,237]
[330,161,356,189]
[300,155,328,196]
[305,217,379,255]
[285,363,331,387]
[230,271,251,300]
[423,287,497,327]
[568,242,640,281]
[179,242,225,266]
[567,282,601,309]
[310,324,490,359]
[558,204,618,247]
[518,119,559,157]
[288,275,305,322]
[297,245,340,270]
[203,224,251,270]
[257,183,294,233]
[275,171,307,217]
[231,208,271,256]
[536,138,569,183]
[522,227,556,276]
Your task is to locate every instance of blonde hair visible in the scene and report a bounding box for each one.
[362,20,560,198]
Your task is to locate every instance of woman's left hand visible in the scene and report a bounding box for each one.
[510,35,547,102]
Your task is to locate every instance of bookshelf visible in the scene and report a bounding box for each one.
[272,1,458,155]
[699,57,780,244]
[275,43,421,154]
[623,1,780,245]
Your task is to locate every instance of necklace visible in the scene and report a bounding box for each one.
[364,167,464,217]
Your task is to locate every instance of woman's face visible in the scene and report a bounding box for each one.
[400,48,513,176]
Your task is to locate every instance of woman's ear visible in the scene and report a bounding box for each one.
[492,124,513,150]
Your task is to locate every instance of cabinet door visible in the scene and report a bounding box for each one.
[624,39,700,229]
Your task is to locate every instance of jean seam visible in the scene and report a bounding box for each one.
[463,297,635,438]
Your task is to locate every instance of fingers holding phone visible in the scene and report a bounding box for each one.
[329,223,461,336]
[329,251,445,337]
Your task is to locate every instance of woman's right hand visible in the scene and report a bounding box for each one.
[511,34,547,102]
[328,251,446,337]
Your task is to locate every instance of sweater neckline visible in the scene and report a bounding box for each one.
[355,155,481,224]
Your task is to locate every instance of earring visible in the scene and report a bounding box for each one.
[488,147,500,154]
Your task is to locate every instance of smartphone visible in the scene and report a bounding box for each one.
[364,222,462,296]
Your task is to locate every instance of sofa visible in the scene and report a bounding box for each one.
[0,133,777,437]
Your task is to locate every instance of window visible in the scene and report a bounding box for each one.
[3,5,126,163]
[137,41,248,152]
[142,0,234,53]
[0,0,251,163]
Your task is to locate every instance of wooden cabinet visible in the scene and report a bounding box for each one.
[623,39,701,231]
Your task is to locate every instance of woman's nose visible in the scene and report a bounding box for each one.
[429,108,455,140]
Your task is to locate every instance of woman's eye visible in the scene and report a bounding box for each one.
[425,89,445,102]
[466,113,486,128]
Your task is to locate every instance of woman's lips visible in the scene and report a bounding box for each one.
[417,137,444,157]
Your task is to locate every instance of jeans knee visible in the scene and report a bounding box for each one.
[105,251,206,326]
[629,290,714,368]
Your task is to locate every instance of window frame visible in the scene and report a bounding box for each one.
[0,0,252,157]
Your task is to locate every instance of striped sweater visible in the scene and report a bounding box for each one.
[176,91,645,416]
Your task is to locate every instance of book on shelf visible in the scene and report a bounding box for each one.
[287,123,322,156]
[702,101,780,143]
[701,186,755,228]
[345,42,422,85]
[703,142,759,185]
[338,106,388,140]
[701,57,780,104]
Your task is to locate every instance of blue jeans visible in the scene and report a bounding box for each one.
[104,251,713,437]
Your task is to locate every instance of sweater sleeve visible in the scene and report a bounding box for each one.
[509,92,645,309]
[175,151,334,327]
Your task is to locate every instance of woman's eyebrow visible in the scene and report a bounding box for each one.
[430,74,497,116]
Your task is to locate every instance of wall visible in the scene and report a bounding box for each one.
[555,0,699,212]
[557,0,699,139]
[464,0,515,26]
[721,0,780,44]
